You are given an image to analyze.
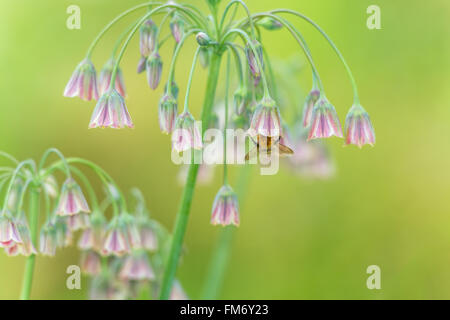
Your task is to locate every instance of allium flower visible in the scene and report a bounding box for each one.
[170,13,185,43]
[302,89,320,128]
[55,217,73,248]
[78,215,106,253]
[344,104,375,148]
[257,17,283,30]
[172,111,203,152]
[196,32,211,46]
[98,58,126,97]
[146,52,163,90]
[66,212,91,231]
[56,178,90,216]
[81,250,102,275]
[63,58,99,101]
[139,19,158,57]
[119,253,155,281]
[308,97,343,140]
[199,47,210,69]
[158,93,178,134]
[89,89,134,129]
[0,213,22,248]
[248,98,282,138]
[103,215,140,257]
[39,223,57,256]
[211,185,240,227]
[103,221,129,257]
[245,40,264,78]
[137,56,147,74]
[4,216,37,256]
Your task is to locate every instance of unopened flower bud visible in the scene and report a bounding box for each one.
[196,32,211,46]
[139,19,158,57]
[146,52,163,90]
[257,17,283,31]
[245,40,264,78]
[170,13,185,43]
[158,93,178,134]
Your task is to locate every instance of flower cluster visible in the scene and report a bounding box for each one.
[0,150,185,300]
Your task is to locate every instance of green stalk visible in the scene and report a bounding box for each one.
[159,51,223,300]
[201,164,251,299]
[20,187,40,300]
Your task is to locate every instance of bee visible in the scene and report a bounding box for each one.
[245,134,294,161]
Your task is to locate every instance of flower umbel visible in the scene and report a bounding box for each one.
[64,58,99,101]
[344,104,375,148]
[171,111,203,152]
[56,178,90,216]
[89,89,134,129]
[308,97,343,140]
[211,185,240,227]
[248,98,282,138]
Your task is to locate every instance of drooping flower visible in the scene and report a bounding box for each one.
[139,19,158,57]
[146,51,163,90]
[120,213,141,250]
[103,220,129,257]
[170,13,185,43]
[158,93,178,134]
[78,213,106,253]
[344,104,375,148]
[199,47,210,69]
[63,58,99,101]
[54,217,73,248]
[308,97,343,140]
[66,212,91,231]
[257,17,283,31]
[43,175,58,198]
[245,40,264,78]
[172,111,203,152]
[56,178,90,216]
[248,98,282,138]
[4,215,37,257]
[81,250,102,275]
[211,185,240,227]
[98,58,126,97]
[302,89,320,128]
[119,253,155,281]
[139,225,158,252]
[39,222,58,256]
[89,89,134,129]
[0,212,23,248]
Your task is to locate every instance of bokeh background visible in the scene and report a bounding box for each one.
[0,0,449,299]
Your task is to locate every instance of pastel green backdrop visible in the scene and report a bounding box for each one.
[0,0,449,299]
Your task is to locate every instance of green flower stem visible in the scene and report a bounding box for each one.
[271,9,360,103]
[20,186,40,300]
[0,151,19,165]
[201,164,251,299]
[183,47,201,113]
[159,51,223,300]
[225,42,244,84]
[155,9,175,51]
[39,148,71,178]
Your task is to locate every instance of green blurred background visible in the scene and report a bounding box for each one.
[0,0,449,299]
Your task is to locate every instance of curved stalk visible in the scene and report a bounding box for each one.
[159,51,223,300]
[183,47,201,112]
